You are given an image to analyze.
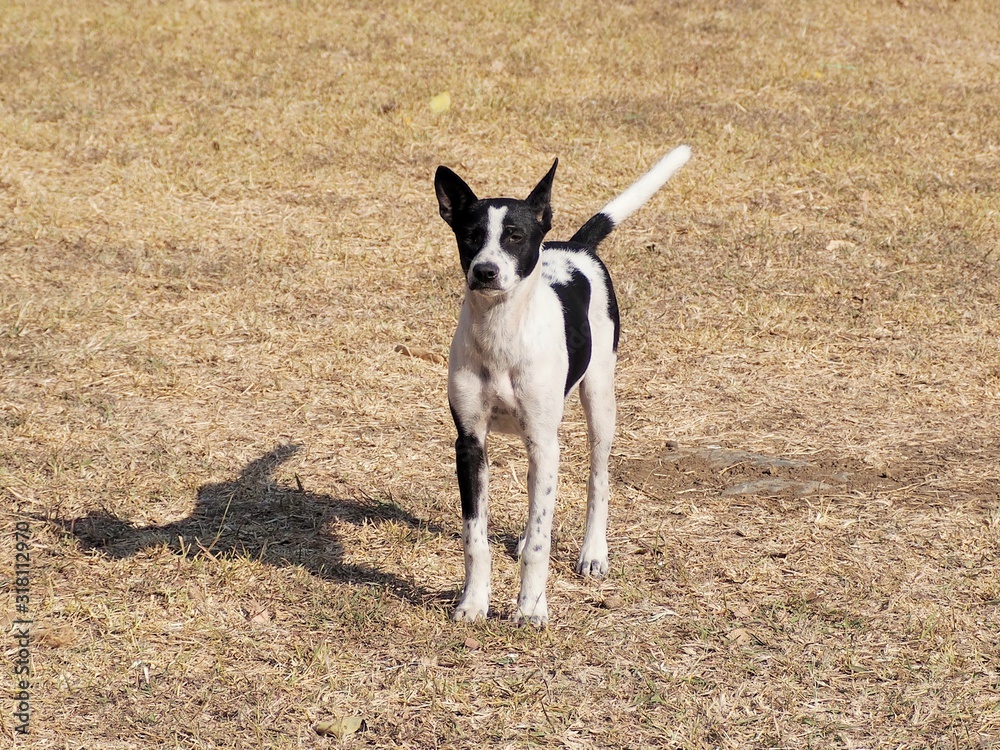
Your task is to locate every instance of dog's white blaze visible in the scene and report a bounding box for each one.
[467,205,519,291]
[599,145,691,225]
[486,205,505,251]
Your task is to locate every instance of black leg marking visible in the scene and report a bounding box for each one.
[451,405,486,520]
[455,434,485,520]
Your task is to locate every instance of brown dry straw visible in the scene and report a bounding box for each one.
[1,0,998,747]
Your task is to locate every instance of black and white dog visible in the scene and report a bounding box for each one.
[435,146,691,625]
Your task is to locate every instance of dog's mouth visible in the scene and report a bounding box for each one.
[467,279,505,293]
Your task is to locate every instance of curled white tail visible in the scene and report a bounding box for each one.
[600,145,691,225]
[569,145,691,249]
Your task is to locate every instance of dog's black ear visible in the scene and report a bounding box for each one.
[435,166,478,228]
[526,158,558,234]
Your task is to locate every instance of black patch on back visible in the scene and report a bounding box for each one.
[551,269,593,395]
[546,242,621,353]
[604,263,621,352]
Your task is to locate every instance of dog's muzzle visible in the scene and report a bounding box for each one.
[469,262,502,291]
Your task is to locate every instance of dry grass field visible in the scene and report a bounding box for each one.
[2,0,999,747]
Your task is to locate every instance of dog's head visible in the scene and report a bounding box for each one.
[435,160,557,295]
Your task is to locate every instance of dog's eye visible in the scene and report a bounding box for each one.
[465,228,483,246]
[505,229,525,244]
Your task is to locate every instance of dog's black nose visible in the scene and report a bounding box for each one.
[471,262,500,286]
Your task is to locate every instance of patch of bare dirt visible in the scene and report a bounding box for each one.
[615,442,963,501]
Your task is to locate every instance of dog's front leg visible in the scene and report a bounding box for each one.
[453,429,491,622]
[514,437,559,626]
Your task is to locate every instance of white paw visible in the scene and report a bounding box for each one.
[512,593,548,627]
[512,608,548,628]
[576,550,609,578]
[453,587,490,622]
[453,602,488,623]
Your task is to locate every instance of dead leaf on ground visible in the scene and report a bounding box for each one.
[314,716,367,738]
[429,90,451,114]
[726,627,765,647]
[394,344,446,365]
[35,625,78,648]
[730,605,754,620]
[600,594,624,610]
[826,239,857,251]
[245,603,272,629]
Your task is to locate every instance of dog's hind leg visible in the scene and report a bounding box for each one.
[577,367,615,577]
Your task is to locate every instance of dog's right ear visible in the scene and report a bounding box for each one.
[435,167,478,228]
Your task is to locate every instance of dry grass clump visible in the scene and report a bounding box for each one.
[1,0,998,747]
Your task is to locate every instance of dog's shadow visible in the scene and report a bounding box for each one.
[61,444,452,607]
